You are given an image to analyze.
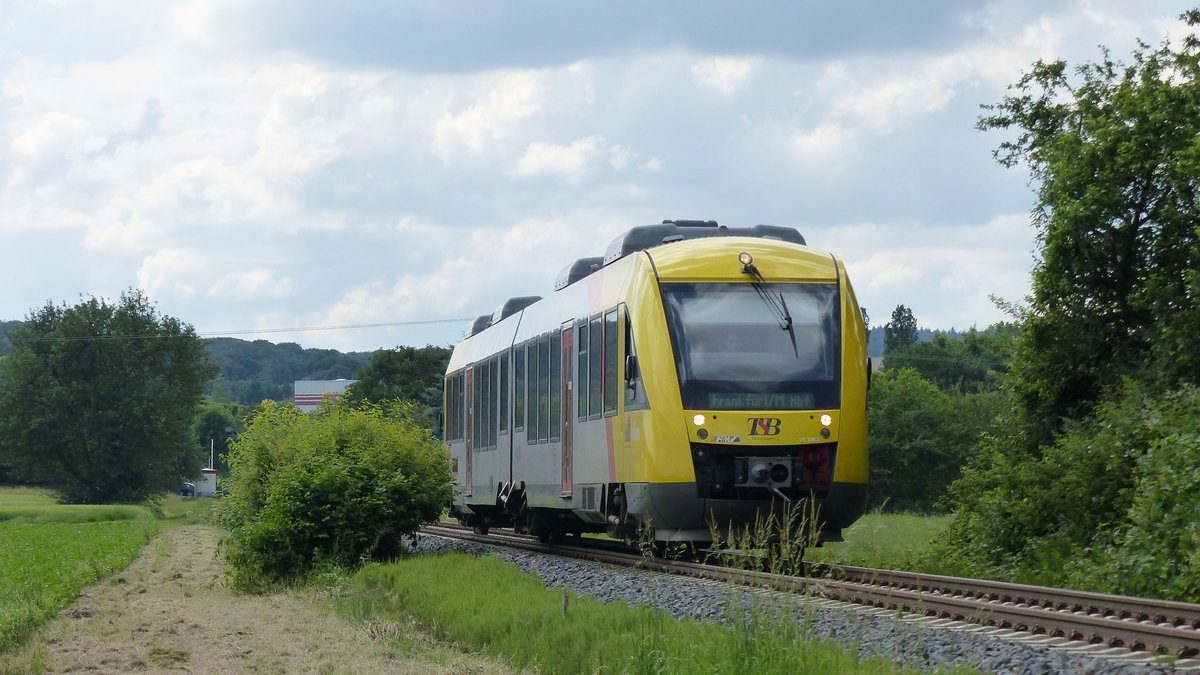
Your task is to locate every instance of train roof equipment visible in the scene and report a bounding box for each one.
[554,257,605,291]
[492,296,543,323]
[465,314,493,338]
[603,220,806,266]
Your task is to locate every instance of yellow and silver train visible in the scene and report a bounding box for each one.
[444,220,868,546]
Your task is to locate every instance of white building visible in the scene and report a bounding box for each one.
[294,379,357,413]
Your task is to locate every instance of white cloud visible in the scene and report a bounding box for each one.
[833,213,1034,329]
[315,211,632,345]
[10,111,91,159]
[511,135,633,183]
[690,56,758,96]
[208,268,295,301]
[137,249,205,299]
[432,71,547,162]
[138,249,293,303]
[791,124,853,164]
[847,252,924,292]
[819,17,1065,133]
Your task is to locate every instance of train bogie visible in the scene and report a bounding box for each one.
[445,220,868,548]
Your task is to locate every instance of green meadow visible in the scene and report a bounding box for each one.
[806,511,953,572]
[0,487,213,653]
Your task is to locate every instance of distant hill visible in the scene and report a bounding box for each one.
[0,321,376,406]
[204,337,376,405]
[0,320,19,355]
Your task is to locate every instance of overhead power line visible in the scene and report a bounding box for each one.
[3,317,475,344]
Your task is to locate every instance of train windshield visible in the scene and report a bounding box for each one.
[661,282,840,410]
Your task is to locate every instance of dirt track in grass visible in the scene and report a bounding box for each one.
[0,525,512,674]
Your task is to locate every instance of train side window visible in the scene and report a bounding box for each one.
[576,319,588,421]
[624,308,649,410]
[450,372,460,441]
[539,334,551,443]
[514,345,526,432]
[490,356,500,448]
[472,365,482,450]
[456,371,466,440]
[603,309,618,416]
[443,373,453,440]
[550,330,562,442]
[500,352,510,435]
[588,316,603,418]
[453,369,463,439]
[530,338,542,444]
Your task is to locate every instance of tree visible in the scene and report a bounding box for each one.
[885,324,1018,393]
[192,399,247,474]
[883,304,918,356]
[0,291,216,503]
[979,13,1200,448]
[930,13,1200,594]
[343,345,451,429]
[867,368,1003,512]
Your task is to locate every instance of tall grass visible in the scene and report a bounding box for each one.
[340,552,929,674]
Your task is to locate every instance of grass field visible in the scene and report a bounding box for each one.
[806,511,953,571]
[0,487,216,653]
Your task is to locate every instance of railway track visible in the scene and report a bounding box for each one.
[420,523,1200,668]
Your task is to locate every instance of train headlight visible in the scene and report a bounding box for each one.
[738,252,753,265]
[693,414,706,426]
[820,414,832,426]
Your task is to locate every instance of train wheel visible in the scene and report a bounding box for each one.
[471,519,489,535]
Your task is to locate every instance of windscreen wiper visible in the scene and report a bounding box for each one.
[743,261,799,358]
[779,293,798,358]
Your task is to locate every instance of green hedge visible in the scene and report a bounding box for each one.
[218,400,450,589]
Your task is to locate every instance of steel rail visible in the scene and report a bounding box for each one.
[818,563,1200,630]
[419,524,1200,663]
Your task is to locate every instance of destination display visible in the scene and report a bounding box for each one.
[707,392,815,409]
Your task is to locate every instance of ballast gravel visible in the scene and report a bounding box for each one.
[409,535,1181,674]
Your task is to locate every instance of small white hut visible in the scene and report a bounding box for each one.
[196,468,217,497]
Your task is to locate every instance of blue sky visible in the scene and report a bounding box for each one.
[1,1,1194,351]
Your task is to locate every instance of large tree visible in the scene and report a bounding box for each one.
[343,345,450,428]
[0,291,216,503]
[883,304,918,356]
[979,13,1200,448]
[930,13,1200,594]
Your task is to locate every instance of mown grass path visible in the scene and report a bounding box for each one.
[0,526,513,674]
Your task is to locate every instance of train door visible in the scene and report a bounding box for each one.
[464,366,474,497]
[561,321,574,495]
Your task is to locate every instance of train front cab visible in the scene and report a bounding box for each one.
[613,237,869,545]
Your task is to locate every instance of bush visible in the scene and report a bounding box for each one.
[929,383,1200,600]
[1088,402,1200,601]
[217,400,450,589]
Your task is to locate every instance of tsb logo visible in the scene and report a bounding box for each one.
[748,417,782,436]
